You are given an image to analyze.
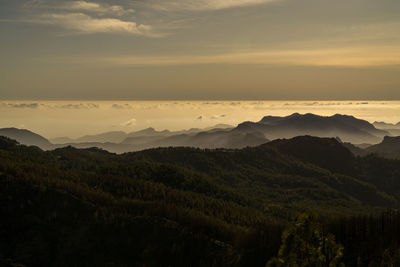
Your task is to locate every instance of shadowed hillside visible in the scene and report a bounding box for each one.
[2,135,400,265]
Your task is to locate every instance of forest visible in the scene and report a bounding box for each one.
[1,135,400,266]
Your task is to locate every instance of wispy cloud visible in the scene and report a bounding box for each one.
[61,1,135,16]
[99,46,400,67]
[145,0,279,11]
[16,1,155,37]
[37,13,152,36]
[23,1,135,17]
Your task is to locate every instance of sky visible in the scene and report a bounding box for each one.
[0,0,400,100]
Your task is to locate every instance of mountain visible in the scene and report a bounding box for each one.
[2,136,400,266]
[53,124,234,145]
[123,130,268,150]
[75,131,128,143]
[373,121,400,136]
[365,136,400,159]
[50,136,75,144]
[0,128,53,149]
[234,113,387,144]
[373,121,400,130]
[267,136,357,174]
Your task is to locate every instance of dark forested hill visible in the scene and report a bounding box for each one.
[365,136,400,159]
[1,136,400,266]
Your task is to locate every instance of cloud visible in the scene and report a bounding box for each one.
[23,1,135,17]
[100,46,400,67]
[1,103,40,109]
[55,103,99,109]
[121,118,137,127]
[61,1,135,16]
[211,114,227,119]
[111,104,133,109]
[145,0,279,11]
[38,13,153,36]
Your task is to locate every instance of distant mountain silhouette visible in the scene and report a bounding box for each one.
[75,131,128,143]
[373,121,400,136]
[6,114,396,153]
[373,121,400,129]
[57,130,267,153]
[147,130,268,149]
[234,113,387,144]
[50,136,75,144]
[53,124,234,144]
[0,128,53,149]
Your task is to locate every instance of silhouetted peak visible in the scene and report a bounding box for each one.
[288,112,301,117]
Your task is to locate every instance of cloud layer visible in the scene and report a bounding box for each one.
[20,1,153,36]
[100,46,400,67]
[145,0,279,11]
[39,13,152,36]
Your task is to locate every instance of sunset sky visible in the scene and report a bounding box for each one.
[1,0,400,100]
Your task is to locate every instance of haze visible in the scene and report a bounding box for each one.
[1,100,400,138]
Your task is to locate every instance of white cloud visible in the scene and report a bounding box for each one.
[121,118,137,127]
[211,114,227,119]
[38,13,152,36]
[62,1,135,16]
[145,0,279,11]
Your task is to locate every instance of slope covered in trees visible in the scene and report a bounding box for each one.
[1,136,400,266]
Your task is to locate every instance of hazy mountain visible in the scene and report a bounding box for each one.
[0,128,53,149]
[373,121,400,130]
[148,130,268,149]
[50,136,75,144]
[373,122,400,137]
[53,124,234,145]
[61,130,267,153]
[234,113,387,144]
[75,131,128,143]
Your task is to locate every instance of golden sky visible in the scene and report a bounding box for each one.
[2,101,400,138]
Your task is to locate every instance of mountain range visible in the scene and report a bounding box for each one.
[235,113,388,144]
[2,113,400,155]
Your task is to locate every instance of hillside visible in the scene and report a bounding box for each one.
[365,136,400,159]
[2,136,400,265]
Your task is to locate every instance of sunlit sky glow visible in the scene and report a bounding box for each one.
[2,101,400,138]
[1,0,400,100]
